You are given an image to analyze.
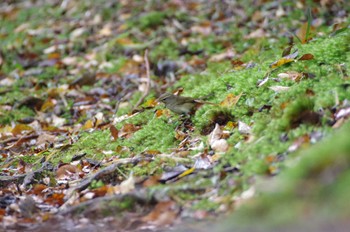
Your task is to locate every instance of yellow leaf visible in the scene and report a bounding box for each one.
[12,124,33,136]
[40,99,55,112]
[143,98,158,108]
[82,119,94,130]
[220,92,243,107]
[270,50,298,69]
[269,57,294,69]
[178,167,195,178]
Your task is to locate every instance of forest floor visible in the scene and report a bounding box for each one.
[0,1,349,231]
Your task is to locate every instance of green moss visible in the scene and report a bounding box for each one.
[89,180,105,189]
[225,122,350,230]
[54,130,117,164]
[150,38,179,60]
[124,117,178,153]
[0,108,35,125]
[192,198,220,211]
[130,11,167,30]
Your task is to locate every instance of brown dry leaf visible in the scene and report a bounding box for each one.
[90,185,108,198]
[231,59,244,68]
[56,164,80,180]
[44,193,65,206]
[297,22,314,44]
[31,184,48,196]
[119,123,141,138]
[220,93,242,107]
[142,201,179,226]
[36,133,56,146]
[110,125,119,141]
[188,56,206,67]
[143,175,161,187]
[298,53,314,61]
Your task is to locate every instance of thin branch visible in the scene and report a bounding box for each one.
[133,49,151,110]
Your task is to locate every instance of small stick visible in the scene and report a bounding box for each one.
[134,49,151,110]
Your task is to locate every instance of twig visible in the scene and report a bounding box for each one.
[133,49,151,109]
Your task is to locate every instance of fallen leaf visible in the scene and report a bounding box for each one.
[110,125,119,141]
[288,134,310,152]
[220,93,242,107]
[211,139,229,153]
[238,121,251,135]
[11,124,33,136]
[194,153,212,169]
[142,201,179,226]
[278,71,303,82]
[335,107,350,120]
[40,98,55,112]
[56,164,80,180]
[36,133,56,146]
[245,28,266,39]
[297,22,314,44]
[209,49,235,62]
[99,24,112,36]
[298,53,314,61]
[70,27,86,40]
[269,86,290,92]
[269,50,298,69]
[119,123,141,138]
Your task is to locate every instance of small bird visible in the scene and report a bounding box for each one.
[158,93,215,115]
